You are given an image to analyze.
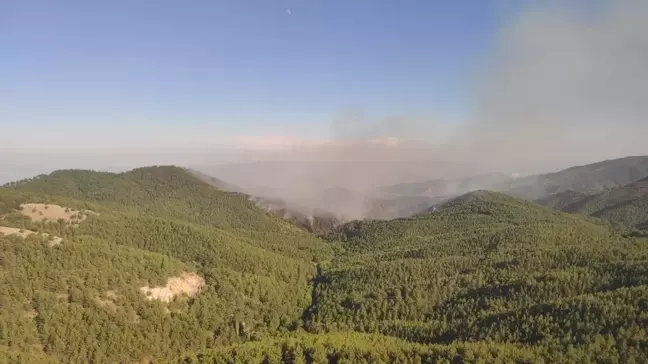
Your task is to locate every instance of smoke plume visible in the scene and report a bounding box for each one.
[209,1,648,219]
[465,0,648,169]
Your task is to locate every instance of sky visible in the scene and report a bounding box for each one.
[1,0,520,148]
[1,0,647,180]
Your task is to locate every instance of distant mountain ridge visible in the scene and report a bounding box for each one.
[378,173,512,198]
[537,174,648,232]
[497,155,648,200]
[371,155,648,218]
[3,160,648,362]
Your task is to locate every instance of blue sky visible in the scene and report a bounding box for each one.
[1,0,533,147]
[1,0,646,182]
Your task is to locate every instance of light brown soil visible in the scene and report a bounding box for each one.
[140,272,205,303]
[19,203,98,224]
[23,310,38,320]
[0,226,32,238]
[0,226,63,246]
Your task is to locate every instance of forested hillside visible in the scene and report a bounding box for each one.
[537,176,648,235]
[0,168,333,363]
[6,166,275,229]
[2,168,648,363]
[498,155,648,200]
[295,191,648,363]
[371,156,648,219]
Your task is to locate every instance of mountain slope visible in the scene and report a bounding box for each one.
[533,189,589,210]
[5,166,332,261]
[498,155,648,200]
[187,169,347,234]
[538,176,648,232]
[0,229,201,363]
[186,168,248,194]
[250,196,344,234]
[5,166,266,228]
[4,167,648,363]
[368,156,648,218]
[305,191,648,360]
[0,169,333,363]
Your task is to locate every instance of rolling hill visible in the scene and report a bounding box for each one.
[0,167,333,363]
[298,191,648,362]
[3,165,648,363]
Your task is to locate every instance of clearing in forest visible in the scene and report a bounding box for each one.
[19,203,98,224]
[0,226,63,246]
[140,272,205,303]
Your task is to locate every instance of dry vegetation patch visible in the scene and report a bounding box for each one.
[0,226,62,246]
[23,310,38,320]
[140,272,205,303]
[18,203,98,224]
[0,226,32,239]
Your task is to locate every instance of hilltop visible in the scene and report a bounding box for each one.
[5,166,264,228]
[0,166,333,363]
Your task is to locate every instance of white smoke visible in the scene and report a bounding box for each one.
[464,0,648,169]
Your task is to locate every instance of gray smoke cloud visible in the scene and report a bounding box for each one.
[463,0,648,169]
[301,0,648,173]
[208,0,648,219]
[3,1,647,220]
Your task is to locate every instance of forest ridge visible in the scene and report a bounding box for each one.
[0,159,647,363]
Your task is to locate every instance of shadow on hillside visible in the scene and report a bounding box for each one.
[561,193,602,213]
[590,199,635,217]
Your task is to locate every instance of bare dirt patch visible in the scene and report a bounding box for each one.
[0,226,63,246]
[19,203,98,224]
[0,226,32,238]
[140,272,205,303]
[95,290,120,312]
[95,298,119,312]
[23,310,38,320]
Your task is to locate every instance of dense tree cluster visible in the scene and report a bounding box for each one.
[0,169,333,363]
[8,166,315,232]
[176,331,648,364]
[299,192,648,361]
[2,168,648,363]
